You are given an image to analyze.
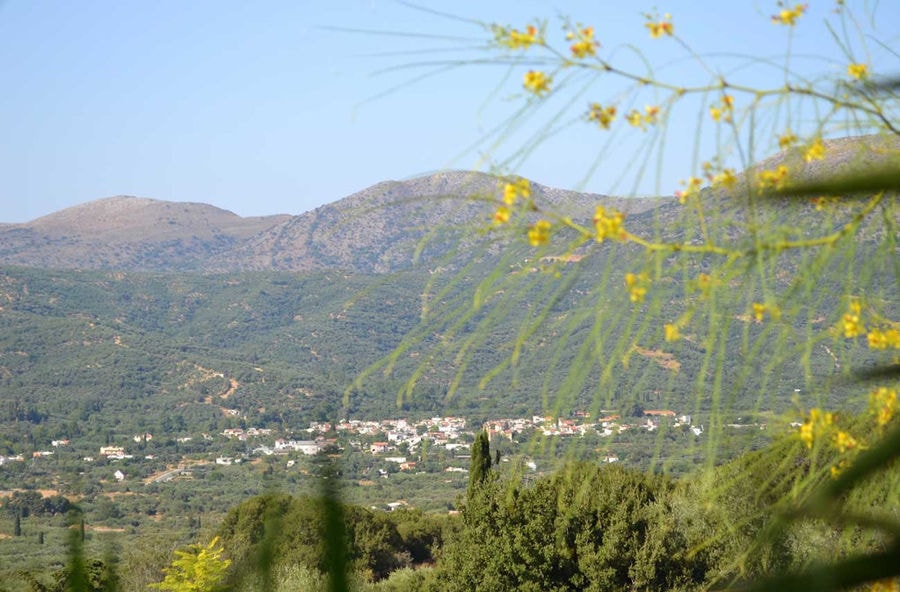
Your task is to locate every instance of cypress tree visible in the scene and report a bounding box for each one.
[14,512,21,537]
[468,430,492,497]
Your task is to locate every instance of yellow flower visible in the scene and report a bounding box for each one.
[523,70,551,95]
[645,13,674,38]
[800,407,833,448]
[626,105,660,130]
[588,103,617,129]
[772,4,807,26]
[712,169,737,189]
[709,95,734,123]
[847,63,869,80]
[495,24,540,50]
[870,387,897,428]
[833,430,857,453]
[503,184,517,205]
[493,206,511,225]
[569,26,599,59]
[502,178,530,205]
[811,196,838,210]
[624,273,649,303]
[664,323,680,342]
[830,460,849,479]
[757,165,789,190]
[752,303,767,322]
[752,303,781,322]
[804,137,825,162]
[695,273,712,298]
[592,206,627,242]
[869,580,900,592]
[626,110,643,128]
[799,421,814,448]
[841,300,866,337]
[527,220,552,246]
[778,131,797,149]
[675,176,703,204]
[867,328,900,350]
[843,309,864,338]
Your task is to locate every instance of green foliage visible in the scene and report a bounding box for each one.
[467,430,492,496]
[435,424,900,591]
[3,492,72,518]
[150,537,231,592]
[440,462,671,591]
[215,492,447,586]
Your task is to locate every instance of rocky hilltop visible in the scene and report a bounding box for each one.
[0,171,660,273]
[0,197,290,271]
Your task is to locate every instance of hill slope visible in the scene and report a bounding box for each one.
[0,171,659,273]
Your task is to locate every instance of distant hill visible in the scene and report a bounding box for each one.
[0,139,896,441]
[0,197,291,271]
[0,171,660,273]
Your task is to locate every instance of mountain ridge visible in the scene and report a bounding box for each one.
[0,171,662,273]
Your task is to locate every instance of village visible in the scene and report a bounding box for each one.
[0,409,739,487]
[173,409,708,475]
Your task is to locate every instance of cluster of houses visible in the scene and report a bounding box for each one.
[229,411,706,473]
[483,410,703,439]
[7,410,714,483]
[303,411,703,450]
[220,411,706,470]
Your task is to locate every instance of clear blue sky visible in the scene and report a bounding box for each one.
[2,1,897,223]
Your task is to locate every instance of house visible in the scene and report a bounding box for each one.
[295,441,321,455]
[273,439,321,455]
[99,446,125,457]
[370,442,390,454]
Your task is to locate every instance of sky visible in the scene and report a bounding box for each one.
[1,1,898,223]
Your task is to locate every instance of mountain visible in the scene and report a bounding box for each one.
[0,141,896,441]
[0,171,661,273]
[0,197,291,271]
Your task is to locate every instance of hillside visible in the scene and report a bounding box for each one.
[0,197,290,272]
[0,171,659,273]
[0,143,896,439]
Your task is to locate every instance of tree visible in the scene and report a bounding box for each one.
[379,4,900,591]
[150,536,231,592]
[468,430,492,497]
